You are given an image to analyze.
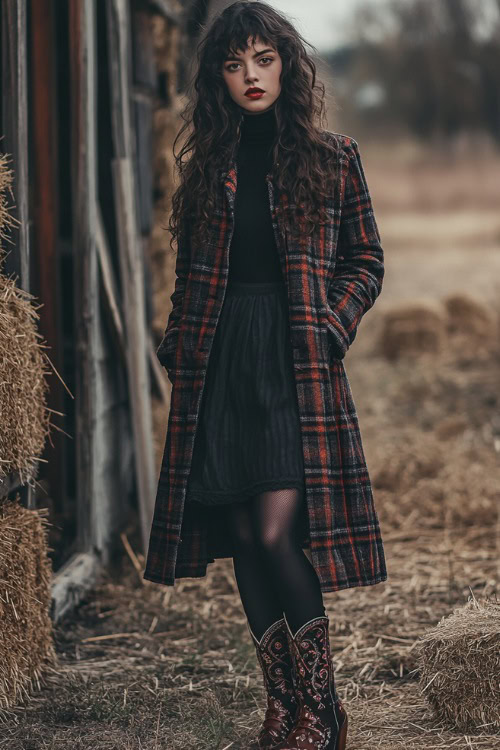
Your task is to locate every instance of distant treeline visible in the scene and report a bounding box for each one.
[326,0,500,143]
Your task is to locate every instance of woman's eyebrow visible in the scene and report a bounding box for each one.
[225,47,275,61]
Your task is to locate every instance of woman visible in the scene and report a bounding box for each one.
[144,2,388,748]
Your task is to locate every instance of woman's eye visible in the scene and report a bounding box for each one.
[225,57,274,72]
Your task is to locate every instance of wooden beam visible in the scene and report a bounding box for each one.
[0,0,29,289]
[107,0,156,556]
[69,0,99,553]
[96,206,126,360]
[1,0,33,510]
[30,0,65,516]
[96,207,169,406]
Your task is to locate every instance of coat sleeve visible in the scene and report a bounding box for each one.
[156,224,191,371]
[325,138,384,359]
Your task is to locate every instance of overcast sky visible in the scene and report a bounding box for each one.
[269,0,382,52]
[208,0,384,53]
[269,0,499,52]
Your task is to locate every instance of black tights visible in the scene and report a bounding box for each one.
[227,487,326,641]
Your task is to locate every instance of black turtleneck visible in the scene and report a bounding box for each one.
[227,106,283,283]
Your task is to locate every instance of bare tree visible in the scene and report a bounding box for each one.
[327,0,500,143]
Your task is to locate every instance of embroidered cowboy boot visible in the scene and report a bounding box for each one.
[247,617,299,749]
[273,615,348,750]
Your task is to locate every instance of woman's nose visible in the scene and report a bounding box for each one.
[245,66,259,83]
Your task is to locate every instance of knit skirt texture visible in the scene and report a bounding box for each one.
[185,279,306,506]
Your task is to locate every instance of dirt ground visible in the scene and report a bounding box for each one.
[2,139,499,749]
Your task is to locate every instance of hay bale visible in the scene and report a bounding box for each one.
[373,427,499,529]
[0,153,17,241]
[0,153,51,486]
[0,497,58,716]
[416,597,500,731]
[444,292,496,340]
[378,301,446,361]
[372,431,445,493]
[433,414,469,441]
[443,292,498,361]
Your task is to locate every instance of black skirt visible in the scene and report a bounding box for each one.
[185,279,305,506]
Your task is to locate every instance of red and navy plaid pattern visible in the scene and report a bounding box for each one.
[144,133,388,593]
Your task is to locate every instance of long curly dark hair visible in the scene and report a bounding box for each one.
[169,0,339,250]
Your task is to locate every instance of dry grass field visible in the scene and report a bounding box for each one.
[364,136,500,312]
[2,140,499,749]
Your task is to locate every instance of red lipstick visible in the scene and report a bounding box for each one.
[245,87,265,99]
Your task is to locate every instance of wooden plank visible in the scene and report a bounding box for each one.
[132,96,153,234]
[30,0,66,517]
[64,1,137,605]
[96,207,168,405]
[107,0,156,556]
[0,0,29,289]
[131,5,156,88]
[96,206,126,360]
[130,5,155,235]
[111,158,156,555]
[69,0,99,554]
[1,1,33,510]
[50,551,101,623]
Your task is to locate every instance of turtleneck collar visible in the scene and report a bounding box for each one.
[239,106,277,146]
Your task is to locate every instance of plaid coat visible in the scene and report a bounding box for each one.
[143,132,388,593]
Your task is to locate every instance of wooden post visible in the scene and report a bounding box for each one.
[0,0,29,289]
[1,0,33,510]
[106,0,156,556]
[30,0,66,516]
[69,0,99,554]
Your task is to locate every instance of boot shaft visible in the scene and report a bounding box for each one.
[272,614,350,749]
[248,618,299,748]
[283,615,338,712]
[248,617,297,700]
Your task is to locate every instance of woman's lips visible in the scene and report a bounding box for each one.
[245,91,265,99]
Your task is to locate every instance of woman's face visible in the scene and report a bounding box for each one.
[222,35,282,114]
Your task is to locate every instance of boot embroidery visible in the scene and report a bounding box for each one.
[276,616,347,749]
[248,617,298,749]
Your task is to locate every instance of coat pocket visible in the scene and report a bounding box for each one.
[322,311,348,360]
[157,322,208,372]
[156,336,178,371]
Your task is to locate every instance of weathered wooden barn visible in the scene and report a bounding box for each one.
[0,0,210,621]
